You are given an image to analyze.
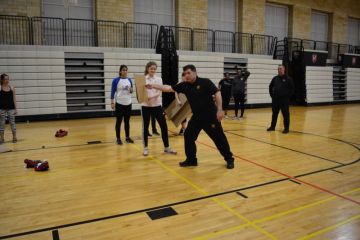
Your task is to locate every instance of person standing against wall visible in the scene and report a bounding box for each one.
[267,65,294,134]
[218,72,232,118]
[232,66,250,119]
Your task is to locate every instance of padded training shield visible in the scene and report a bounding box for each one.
[134,75,148,103]
[164,93,192,127]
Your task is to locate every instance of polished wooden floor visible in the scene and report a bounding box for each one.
[0,104,359,240]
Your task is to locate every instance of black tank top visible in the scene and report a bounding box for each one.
[0,86,15,110]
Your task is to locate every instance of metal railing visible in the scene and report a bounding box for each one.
[125,22,158,49]
[274,37,356,65]
[96,20,125,48]
[0,15,31,45]
[31,17,65,46]
[192,28,214,52]
[0,14,278,55]
[164,26,192,51]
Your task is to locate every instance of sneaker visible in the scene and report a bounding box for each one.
[224,115,229,119]
[282,129,289,134]
[34,161,49,171]
[24,159,42,168]
[153,131,160,136]
[178,128,184,135]
[143,148,149,156]
[179,160,198,167]
[267,127,275,131]
[232,116,238,120]
[116,139,123,145]
[12,137,17,143]
[125,137,134,143]
[147,132,152,137]
[226,161,235,169]
[164,147,177,155]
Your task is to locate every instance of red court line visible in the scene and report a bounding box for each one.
[196,140,360,205]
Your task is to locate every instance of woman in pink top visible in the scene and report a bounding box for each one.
[141,61,176,156]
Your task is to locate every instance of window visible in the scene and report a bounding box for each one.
[42,0,94,19]
[348,18,360,46]
[208,0,236,32]
[208,0,236,52]
[134,0,175,26]
[311,11,329,50]
[42,0,94,46]
[265,4,288,40]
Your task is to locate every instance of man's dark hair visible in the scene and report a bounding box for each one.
[183,64,196,72]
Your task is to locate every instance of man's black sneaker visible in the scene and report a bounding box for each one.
[179,160,198,167]
[267,127,275,131]
[226,161,234,169]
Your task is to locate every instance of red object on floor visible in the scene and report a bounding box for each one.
[24,159,43,168]
[34,161,49,171]
[55,129,68,137]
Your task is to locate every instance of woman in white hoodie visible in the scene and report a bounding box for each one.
[141,61,176,156]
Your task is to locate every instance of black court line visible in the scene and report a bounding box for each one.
[331,169,343,174]
[236,192,248,198]
[230,122,360,151]
[0,134,178,154]
[289,179,302,185]
[1,126,359,238]
[87,140,102,144]
[1,157,359,239]
[225,130,345,165]
[52,230,60,240]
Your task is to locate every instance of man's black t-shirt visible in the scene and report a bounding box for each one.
[172,77,219,121]
[219,78,232,96]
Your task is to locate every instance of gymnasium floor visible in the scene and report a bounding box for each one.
[0,104,359,240]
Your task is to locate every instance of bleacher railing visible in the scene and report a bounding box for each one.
[274,37,356,67]
[0,15,277,55]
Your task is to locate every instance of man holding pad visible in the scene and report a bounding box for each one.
[146,64,235,169]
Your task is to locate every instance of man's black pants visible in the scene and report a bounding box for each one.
[184,117,234,163]
[270,98,290,130]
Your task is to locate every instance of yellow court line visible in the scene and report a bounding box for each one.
[254,187,360,224]
[130,144,277,240]
[297,214,360,240]
[193,188,360,239]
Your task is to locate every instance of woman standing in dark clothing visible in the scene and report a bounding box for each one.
[232,66,250,119]
[0,73,17,143]
[218,72,232,118]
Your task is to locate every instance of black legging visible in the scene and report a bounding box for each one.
[221,91,231,111]
[142,106,169,148]
[115,103,131,139]
[233,92,245,117]
[150,114,158,133]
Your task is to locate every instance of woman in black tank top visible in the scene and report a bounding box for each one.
[0,73,17,143]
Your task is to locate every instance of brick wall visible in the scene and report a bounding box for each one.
[0,0,40,16]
